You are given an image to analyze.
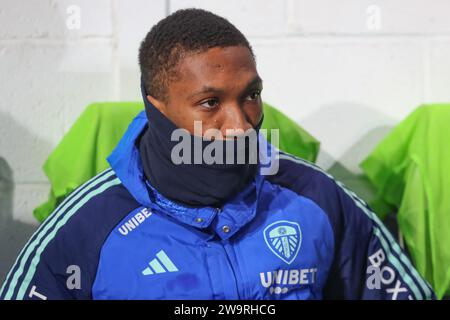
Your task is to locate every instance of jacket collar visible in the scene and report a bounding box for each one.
[107,111,266,240]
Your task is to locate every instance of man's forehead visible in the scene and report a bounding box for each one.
[171,46,259,94]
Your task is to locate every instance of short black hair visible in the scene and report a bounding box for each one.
[138,8,255,101]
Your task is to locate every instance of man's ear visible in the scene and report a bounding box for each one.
[146,94,167,116]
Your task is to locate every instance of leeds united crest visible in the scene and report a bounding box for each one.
[263,220,302,265]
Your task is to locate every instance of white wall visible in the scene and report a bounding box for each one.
[1,0,450,224]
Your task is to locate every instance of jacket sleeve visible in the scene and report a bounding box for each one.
[322,180,436,300]
[0,220,93,300]
[0,192,112,300]
[0,169,134,300]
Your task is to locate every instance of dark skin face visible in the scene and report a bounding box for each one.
[147,45,263,138]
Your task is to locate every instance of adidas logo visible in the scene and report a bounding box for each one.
[142,250,179,276]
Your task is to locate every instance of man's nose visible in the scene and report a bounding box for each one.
[220,104,253,136]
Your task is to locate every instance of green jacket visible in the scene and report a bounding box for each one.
[361,103,450,299]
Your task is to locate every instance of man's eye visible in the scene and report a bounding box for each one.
[200,98,219,109]
[246,90,261,101]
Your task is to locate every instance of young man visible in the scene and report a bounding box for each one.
[1,9,434,300]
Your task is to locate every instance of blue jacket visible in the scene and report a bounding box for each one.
[0,111,435,300]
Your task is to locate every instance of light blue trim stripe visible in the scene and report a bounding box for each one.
[373,227,417,299]
[278,153,433,300]
[338,180,434,300]
[15,177,121,300]
[1,168,113,298]
[1,169,115,300]
[156,250,178,272]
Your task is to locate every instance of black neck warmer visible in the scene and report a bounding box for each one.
[138,79,262,207]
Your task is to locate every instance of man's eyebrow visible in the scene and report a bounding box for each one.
[243,75,263,92]
[188,75,263,99]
